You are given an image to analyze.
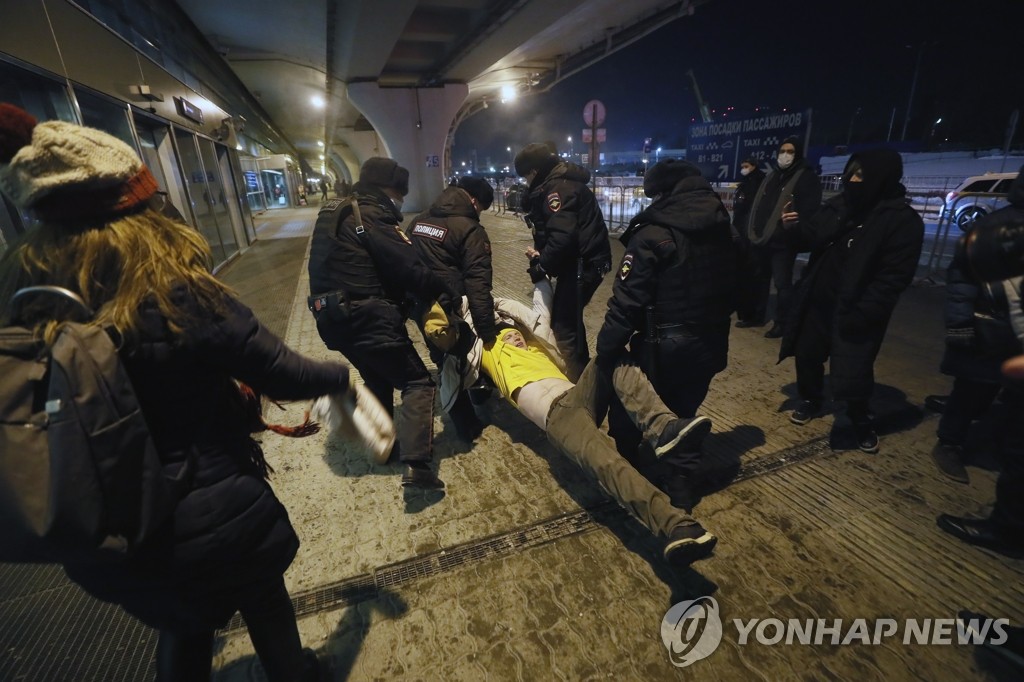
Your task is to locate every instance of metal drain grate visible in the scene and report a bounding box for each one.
[221,434,843,634]
[220,505,619,633]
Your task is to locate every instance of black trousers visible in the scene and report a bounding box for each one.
[751,243,797,325]
[156,577,305,682]
[333,341,435,463]
[937,376,1002,445]
[550,268,603,382]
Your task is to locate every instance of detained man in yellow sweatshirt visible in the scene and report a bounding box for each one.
[481,325,718,568]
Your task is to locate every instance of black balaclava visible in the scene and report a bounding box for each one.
[842,148,903,222]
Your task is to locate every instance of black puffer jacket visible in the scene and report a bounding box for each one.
[524,162,612,277]
[597,175,736,370]
[65,291,350,631]
[780,149,924,400]
[408,186,496,343]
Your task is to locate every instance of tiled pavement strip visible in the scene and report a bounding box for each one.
[211,205,1023,681]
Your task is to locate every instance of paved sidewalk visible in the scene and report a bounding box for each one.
[210,206,1023,681]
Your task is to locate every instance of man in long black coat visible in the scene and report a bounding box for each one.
[780,148,923,453]
[732,156,767,326]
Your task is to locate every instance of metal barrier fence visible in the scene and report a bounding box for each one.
[487,174,996,279]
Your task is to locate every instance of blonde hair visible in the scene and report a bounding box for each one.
[0,208,230,344]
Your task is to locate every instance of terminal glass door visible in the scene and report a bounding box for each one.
[173,129,227,265]
[197,137,239,259]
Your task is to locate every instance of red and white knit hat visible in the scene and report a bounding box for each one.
[0,103,157,221]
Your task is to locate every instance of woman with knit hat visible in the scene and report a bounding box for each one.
[0,103,344,680]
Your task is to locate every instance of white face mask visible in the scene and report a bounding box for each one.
[740,167,752,177]
[777,152,795,169]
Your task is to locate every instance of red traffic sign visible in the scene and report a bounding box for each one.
[583,100,606,127]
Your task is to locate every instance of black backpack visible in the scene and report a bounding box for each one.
[0,286,185,563]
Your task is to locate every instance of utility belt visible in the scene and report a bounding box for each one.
[307,289,381,317]
[644,320,728,340]
[576,257,612,279]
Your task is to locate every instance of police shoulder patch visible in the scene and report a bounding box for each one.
[546,192,562,212]
[619,253,634,280]
[321,198,344,213]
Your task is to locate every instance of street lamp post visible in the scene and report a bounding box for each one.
[506,146,514,171]
[930,117,943,146]
[568,135,573,160]
[656,147,662,163]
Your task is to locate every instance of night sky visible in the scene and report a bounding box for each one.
[453,0,1023,170]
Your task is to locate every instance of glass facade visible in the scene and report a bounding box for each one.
[0,54,250,268]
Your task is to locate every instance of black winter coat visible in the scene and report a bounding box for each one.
[597,175,736,372]
[309,183,454,348]
[732,167,765,241]
[780,193,924,399]
[408,186,496,343]
[65,291,350,632]
[940,177,1024,381]
[747,159,822,248]
[524,162,612,277]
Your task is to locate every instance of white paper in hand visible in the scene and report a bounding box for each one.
[311,384,395,463]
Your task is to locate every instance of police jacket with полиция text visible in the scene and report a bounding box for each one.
[308,182,452,305]
[596,175,737,366]
[524,161,611,278]
[407,186,496,344]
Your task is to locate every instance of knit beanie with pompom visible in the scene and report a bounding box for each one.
[0,102,157,222]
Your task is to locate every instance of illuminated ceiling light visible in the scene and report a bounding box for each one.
[319,154,325,160]
[500,85,517,103]
[310,95,325,108]
[317,140,325,147]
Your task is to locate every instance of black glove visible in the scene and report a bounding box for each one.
[945,325,975,349]
[527,256,548,283]
[594,351,620,375]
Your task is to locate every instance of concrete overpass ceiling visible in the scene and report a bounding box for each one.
[173,0,711,171]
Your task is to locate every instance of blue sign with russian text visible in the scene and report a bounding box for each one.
[687,110,811,182]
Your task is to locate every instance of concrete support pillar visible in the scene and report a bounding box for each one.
[347,82,468,213]
[332,128,382,184]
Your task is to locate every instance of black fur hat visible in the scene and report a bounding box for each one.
[457,176,494,210]
[359,157,410,196]
[643,158,702,197]
[514,143,556,177]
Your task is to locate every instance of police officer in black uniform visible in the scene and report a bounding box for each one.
[308,157,455,489]
[514,143,612,381]
[407,176,496,440]
[595,159,737,510]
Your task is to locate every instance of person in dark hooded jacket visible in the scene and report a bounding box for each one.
[515,143,612,381]
[595,159,737,510]
[407,176,496,440]
[936,168,1024,557]
[779,148,924,453]
[746,136,823,338]
[929,167,1024,483]
[308,157,456,490]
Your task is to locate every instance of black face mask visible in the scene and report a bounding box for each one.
[843,181,868,220]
